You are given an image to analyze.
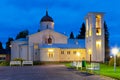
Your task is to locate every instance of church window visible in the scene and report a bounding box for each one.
[96,40,101,48]
[96,15,101,35]
[61,51,64,54]
[48,52,54,58]
[67,51,70,55]
[48,37,52,44]
[89,24,92,36]
[73,51,76,54]
[34,44,38,49]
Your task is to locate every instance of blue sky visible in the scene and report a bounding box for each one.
[0,0,120,48]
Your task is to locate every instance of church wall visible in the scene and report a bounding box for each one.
[11,41,27,60]
[59,49,86,62]
[39,48,60,61]
[28,43,34,61]
[29,30,67,45]
[11,42,19,60]
[40,22,54,30]
[20,45,28,60]
[51,32,67,44]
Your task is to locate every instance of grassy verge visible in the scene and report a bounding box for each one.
[100,64,120,79]
[64,62,120,79]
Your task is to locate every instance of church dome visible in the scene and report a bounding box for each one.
[40,10,54,22]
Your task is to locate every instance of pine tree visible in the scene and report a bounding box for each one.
[0,41,3,50]
[104,21,110,61]
[69,32,74,39]
[76,22,86,39]
[6,37,14,50]
[16,30,29,39]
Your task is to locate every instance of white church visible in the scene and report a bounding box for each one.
[11,11,105,63]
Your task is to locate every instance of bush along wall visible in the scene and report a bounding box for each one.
[109,57,120,66]
[0,61,9,66]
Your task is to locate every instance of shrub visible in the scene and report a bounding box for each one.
[109,58,114,66]
[13,58,24,62]
[33,61,42,65]
[0,61,9,66]
[109,57,120,66]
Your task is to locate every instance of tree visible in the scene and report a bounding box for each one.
[37,29,40,32]
[6,37,14,50]
[0,41,3,50]
[104,21,110,61]
[16,30,29,39]
[69,32,74,39]
[76,22,86,39]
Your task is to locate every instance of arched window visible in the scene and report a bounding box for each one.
[48,37,52,44]
[96,15,101,35]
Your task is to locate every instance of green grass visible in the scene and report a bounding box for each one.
[100,64,120,79]
[64,62,120,79]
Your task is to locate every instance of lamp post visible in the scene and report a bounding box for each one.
[112,47,119,72]
[88,49,92,63]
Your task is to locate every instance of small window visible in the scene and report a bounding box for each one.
[48,52,54,58]
[48,37,52,44]
[96,15,101,35]
[61,51,64,54]
[34,44,38,49]
[67,51,70,55]
[73,51,76,54]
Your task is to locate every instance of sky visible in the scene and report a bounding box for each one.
[0,0,120,48]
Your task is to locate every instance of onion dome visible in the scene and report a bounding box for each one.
[40,10,54,22]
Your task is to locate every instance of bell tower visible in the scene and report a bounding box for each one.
[85,12,105,63]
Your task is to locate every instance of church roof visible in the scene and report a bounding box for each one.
[40,10,54,22]
[16,38,27,41]
[13,38,28,42]
[68,39,85,46]
[40,39,85,49]
[40,44,85,49]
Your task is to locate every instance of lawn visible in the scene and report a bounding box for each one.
[100,64,120,79]
[64,62,120,79]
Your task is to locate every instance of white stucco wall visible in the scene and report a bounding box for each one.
[29,29,67,44]
[59,49,86,61]
[39,48,60,61]
[11,41,27,60]
[20,45,28,60]
[40,22,54,30]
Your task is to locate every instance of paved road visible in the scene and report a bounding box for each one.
[0,65,114,80]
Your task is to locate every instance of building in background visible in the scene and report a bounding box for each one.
[0,49,10,61]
